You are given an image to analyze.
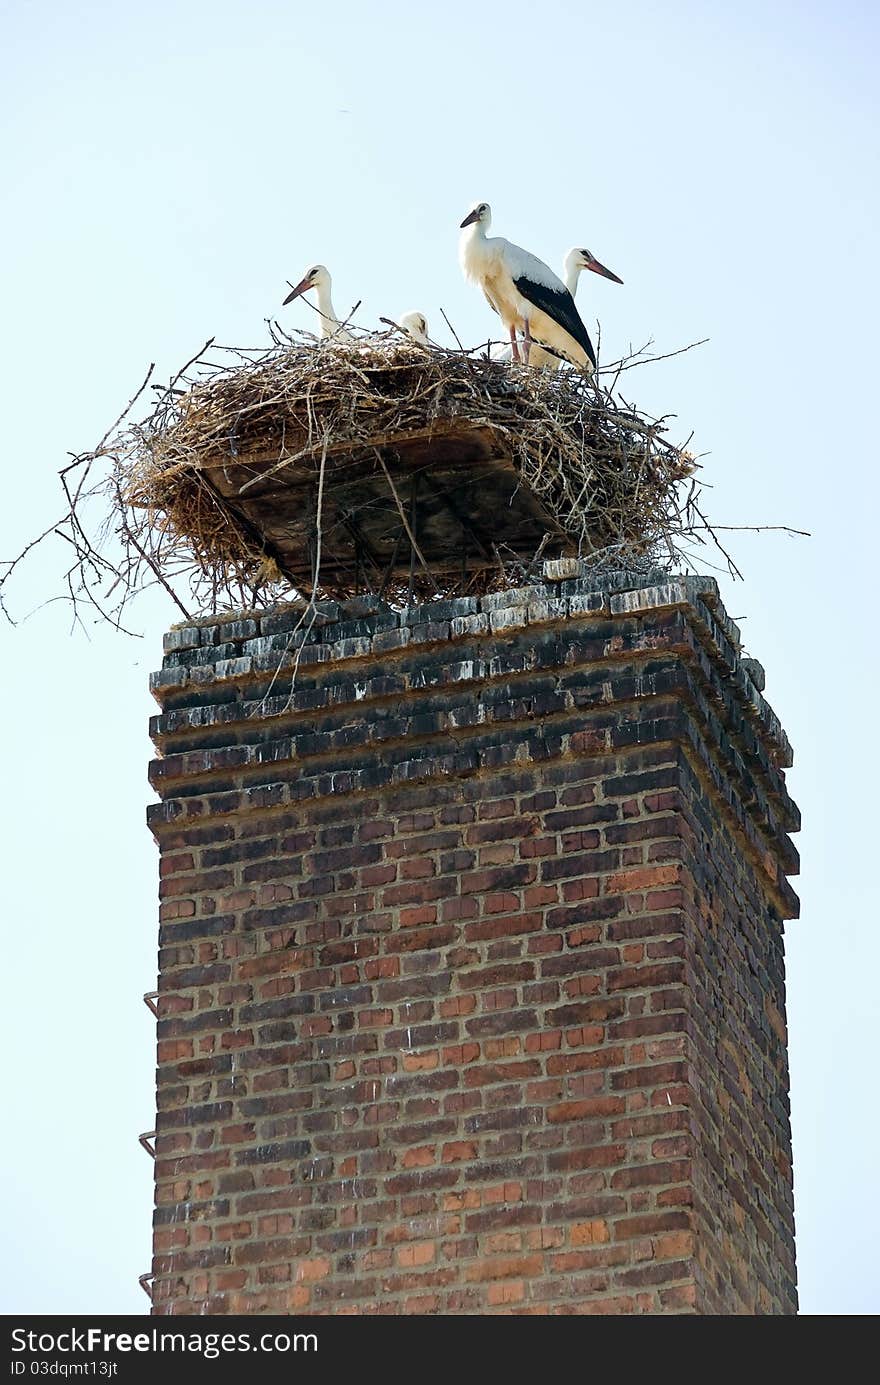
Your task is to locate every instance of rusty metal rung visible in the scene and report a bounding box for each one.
[139,1130,157,1158]
[138,1272,155,1300]
[143,991,160,1017]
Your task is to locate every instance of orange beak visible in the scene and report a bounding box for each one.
[587,258,623,285]
[282,275,312,306]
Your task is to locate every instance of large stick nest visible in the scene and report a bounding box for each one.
[2,327,747,630]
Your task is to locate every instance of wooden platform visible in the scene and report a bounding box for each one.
[200,419,570,596]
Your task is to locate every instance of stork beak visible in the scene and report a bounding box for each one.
[282,275,311,305]
[587,259,624,285]
[460,209,480,228]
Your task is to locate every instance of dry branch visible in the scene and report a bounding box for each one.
[0,323,806,632]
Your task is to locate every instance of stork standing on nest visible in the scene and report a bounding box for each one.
[398,311,430,344]
[459,202,598,371]
[528,247,623,369]
[283,264,352,341]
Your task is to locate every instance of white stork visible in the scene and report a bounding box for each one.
[283,264,352,341]
[458,203,597,371]
[398,310,430,344]
[528,246,623,369]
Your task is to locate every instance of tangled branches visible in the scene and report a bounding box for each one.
[0,323,805,633]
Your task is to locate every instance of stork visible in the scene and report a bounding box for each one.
[398,310,430,344]
[459,203,597,371]
[528,247,623,369]
[283,264,352,341]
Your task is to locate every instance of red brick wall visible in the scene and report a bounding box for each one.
[147,569,798,1314]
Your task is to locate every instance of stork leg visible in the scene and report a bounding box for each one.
[522,320,533,366]
[508,324,521,364]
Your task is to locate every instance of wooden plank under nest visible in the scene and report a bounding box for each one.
[198,420,570,595]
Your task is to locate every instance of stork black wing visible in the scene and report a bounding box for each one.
[513,276,596,369]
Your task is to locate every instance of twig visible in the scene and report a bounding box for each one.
[111,480,193,622]
[601,337,709,376]
[1,323,786,632]
[689,523,810,536]
[376,454,440,596]
[440,308,467,354]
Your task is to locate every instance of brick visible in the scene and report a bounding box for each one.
[395,1242,435,1268]
[613,1212,691,1240]
[610,1061,688,1091]
[570,1220,610,1245]
[606,864,681,893]
[148,580,799,1317]
[467,1255,542,1283]
[547,1100,606,1125]
[607,962,685,993]
[295,1258,331,1282]
[611,1161,690,1190]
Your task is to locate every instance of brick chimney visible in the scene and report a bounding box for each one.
[146,566,798,1315]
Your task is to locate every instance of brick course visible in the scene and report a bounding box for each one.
[147,566,798,1314]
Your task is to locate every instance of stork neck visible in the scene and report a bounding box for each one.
[459,221,491,275]
[562,255,582,296]
[314,280,340,337]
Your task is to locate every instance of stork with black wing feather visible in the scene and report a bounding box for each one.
[459,201,604,372]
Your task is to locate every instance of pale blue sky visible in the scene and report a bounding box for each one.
[1,0,877,1314]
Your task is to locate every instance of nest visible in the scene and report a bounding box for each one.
[2,326,748,631]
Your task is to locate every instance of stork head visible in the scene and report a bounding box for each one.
[283,264,331,305]
[399,311,429,344]
[565,247,623,285]
[460,201,491,230]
